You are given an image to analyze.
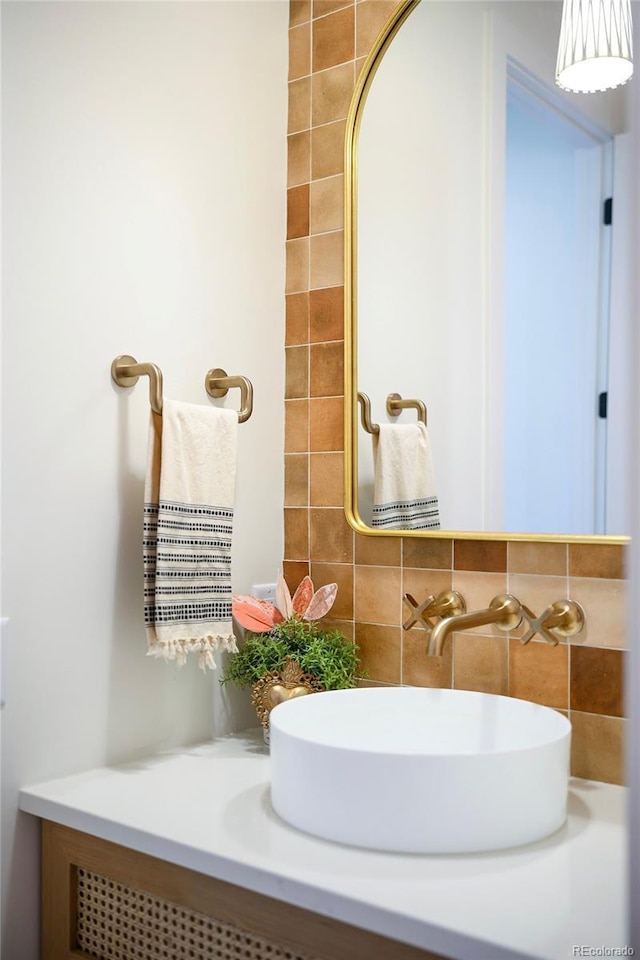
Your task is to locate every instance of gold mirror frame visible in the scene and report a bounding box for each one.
[343,0,628,545]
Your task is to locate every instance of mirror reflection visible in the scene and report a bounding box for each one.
[350,0,633,539]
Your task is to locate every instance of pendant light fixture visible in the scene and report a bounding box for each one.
[556,0,633,92]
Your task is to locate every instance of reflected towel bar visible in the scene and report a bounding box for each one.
[205,368,254,423]
[357,391,427,435]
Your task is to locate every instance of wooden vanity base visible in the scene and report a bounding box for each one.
[41,821,447,960]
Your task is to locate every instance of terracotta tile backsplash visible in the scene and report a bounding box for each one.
[311,120,346,180]
[289,21,311,80]
[284,453,309,507]
[570,647,625,716]
[309,507,353,562]
[285,344,309,398]
[402,628,452,688]
[309,174,344,234]
[309,341,343,396]
[311,62,355,126]
[313,0,352,19]
[285,291,309,345]
[285,238,309,294]
[309,452,343,506]
[454,539,507,573]
[507,541,568,576]
[453,634,508,696]
[288,130,311,187]
[569,542,625,579]
[287,184,310,240]
[309,230,344,287]
[309,396,343,450]
[570,713,626,785]
[356,622,402,684]
[284,0,628,786]
[312,6,355,72]
[288,76,311,134]
[403,537,453,570]
[309,285,343,341]
[290,0,311,28]
[508,640,569,710]
[355,0,401,58]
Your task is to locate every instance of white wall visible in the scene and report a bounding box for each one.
[0,2,288,956]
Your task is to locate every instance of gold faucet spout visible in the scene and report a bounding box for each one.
[428,594,523,656]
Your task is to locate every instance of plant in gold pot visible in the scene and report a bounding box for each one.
[223,575,361,735]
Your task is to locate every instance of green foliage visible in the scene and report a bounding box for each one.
[222,618,361,691]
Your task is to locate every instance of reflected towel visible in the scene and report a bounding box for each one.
[144,399,239,671]
[371,423,440,530]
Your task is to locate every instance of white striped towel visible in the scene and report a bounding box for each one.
[144,399,239,671]
[371,422,441,530]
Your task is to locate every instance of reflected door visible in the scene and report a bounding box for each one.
[502,78,612,535]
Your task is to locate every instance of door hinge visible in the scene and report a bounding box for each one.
[599,392,608,419]
[603,197,613,225]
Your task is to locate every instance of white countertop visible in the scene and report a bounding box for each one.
[19,730,629,960]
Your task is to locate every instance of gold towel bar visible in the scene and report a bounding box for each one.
[111,355,254,423]
[111,355,164,414]
[357,391,427,435]
[205,368,254,423]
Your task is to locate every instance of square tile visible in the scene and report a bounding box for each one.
[313,6,354,72]
[310,341,344,397]
[285,454,309,507]
[570,646,625,716]
[289,22,311,81]
[454,540,507,573]
[355,622,401,684]
[311,120,347,180]
[354,564,402,625]
[570,712,625,784]
[288,131,311,187]
[453,633,508,695]
[310,175,344,235]
[402,627,452,687]
[310,507,354,562]
[287,184,310,240]
[310,286,344,341]
[285,345,309,399]
[310,452,344,507]
[312,62,355,127]
[508,639,568,709]
[310,230,344,288]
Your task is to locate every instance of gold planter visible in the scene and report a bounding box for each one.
[251,658,323,740]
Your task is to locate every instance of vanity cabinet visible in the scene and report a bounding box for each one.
[41,821,444,960]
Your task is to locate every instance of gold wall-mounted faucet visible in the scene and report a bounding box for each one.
[427,594,522,656]
[519,599,585,646]
[424,594,585,656]
[403,590,466,631]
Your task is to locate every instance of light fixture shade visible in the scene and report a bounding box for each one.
[556,0,633,92]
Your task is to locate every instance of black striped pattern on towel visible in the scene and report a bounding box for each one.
[143,499,233,628]
[371,496,441,531]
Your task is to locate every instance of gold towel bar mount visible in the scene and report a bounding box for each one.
[205,368,253,424]
[111,355,164,414]
[111,355,253,422]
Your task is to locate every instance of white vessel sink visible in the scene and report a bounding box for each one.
[269,686,571,854]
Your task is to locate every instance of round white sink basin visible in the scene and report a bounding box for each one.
[269,686,571,853]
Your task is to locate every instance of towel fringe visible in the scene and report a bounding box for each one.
[147,634,238,672]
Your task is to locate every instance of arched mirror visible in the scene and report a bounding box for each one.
[344,0,632,542]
